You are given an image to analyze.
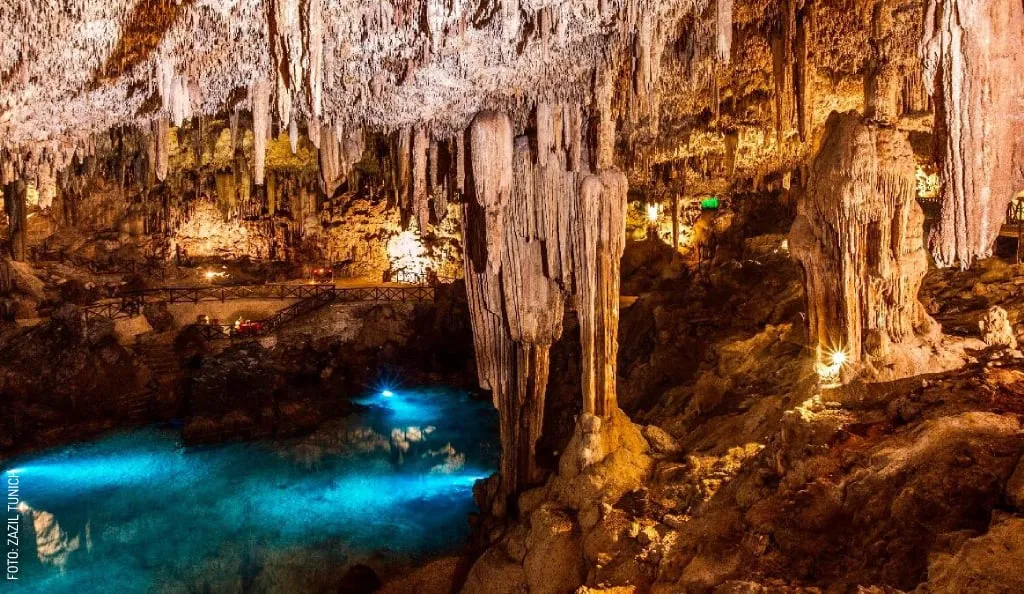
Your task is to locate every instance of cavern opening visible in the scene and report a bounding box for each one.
[2,0,1024,592]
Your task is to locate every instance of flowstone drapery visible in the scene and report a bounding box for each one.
[920,0,1024,268]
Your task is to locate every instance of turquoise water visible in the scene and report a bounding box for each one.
[1,387,498,593]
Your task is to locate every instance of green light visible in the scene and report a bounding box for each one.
[700,197,720,210]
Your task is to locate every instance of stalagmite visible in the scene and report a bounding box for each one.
[920,0,1024,268]
[251,79,271,186]
[790,112,936,380]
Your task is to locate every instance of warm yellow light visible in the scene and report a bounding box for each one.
[815,345,849,387]
[646,203,660,223]
[204,271,216,280]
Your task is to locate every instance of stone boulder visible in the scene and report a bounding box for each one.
[918,517,1024,593]
[523,505,585,594]
[551,409,653,511]
[460,547,528,594]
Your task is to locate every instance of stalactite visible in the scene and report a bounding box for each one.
[3,179,27,261]
[468,112,514,274]
[573,169,627,417]
[772,0,797,140]
[794,1,813,141]
[153,117,169,183]
[307,115,321,148]
[717,0,733,63]
[251,79,271,186]
[790,112,934,378]
[463,111,567,504]
[412,127,430,231]
[593,70,616,171]
[461,104,632,500]
[303,0,325,117]
[289,118,299,154]
[229,108,240,154]
[865,0,899,122]
[318,123,342,196]
[393,127,413,217]
[429,139,448,223]
[920,0,1024,268]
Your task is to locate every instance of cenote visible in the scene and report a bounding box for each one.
[1,386,498,593]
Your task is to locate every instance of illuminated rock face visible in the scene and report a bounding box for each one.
[921,0,1024,268]
[790,112,934,376]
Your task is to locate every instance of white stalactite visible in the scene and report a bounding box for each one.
[251,78,271,186]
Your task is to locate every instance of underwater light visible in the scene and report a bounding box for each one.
[381,390,394,398]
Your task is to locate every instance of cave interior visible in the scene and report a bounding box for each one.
[3,0,1024,592]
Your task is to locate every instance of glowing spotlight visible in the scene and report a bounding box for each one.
[646,203,660,224]
[815,345,849,387]
[381,390,394,398]
[204,270,216,280]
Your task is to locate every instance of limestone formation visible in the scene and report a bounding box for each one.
[979,306,1017,350]
[463,103,633,500]
[921,0,1024,268]
[790,112,934,379]
[3,178,28,261]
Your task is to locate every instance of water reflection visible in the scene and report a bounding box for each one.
[1,386,498,593]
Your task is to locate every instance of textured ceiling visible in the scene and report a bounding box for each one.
[0,0,714,154]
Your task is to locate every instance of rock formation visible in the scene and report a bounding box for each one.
[921,0,1024,268]
[2,178,28,261]
[790,112,936,381]
[462,103,632,501]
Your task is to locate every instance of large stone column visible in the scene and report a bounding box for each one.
[920,0,1024,268]
[463,112,566,503]
[574,171,627,417]
[790,112,936,381]
[462,105,632,505]
[3,179,27,261]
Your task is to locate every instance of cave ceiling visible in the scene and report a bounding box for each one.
[0,0,938,193]
[1,0,706,148]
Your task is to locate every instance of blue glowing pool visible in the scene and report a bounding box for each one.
[1,387,498,593]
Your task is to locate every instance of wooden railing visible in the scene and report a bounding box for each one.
[185,284,437,340]
[122,283,336,304]
[80,295,145,322]
[78,280,444,326]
